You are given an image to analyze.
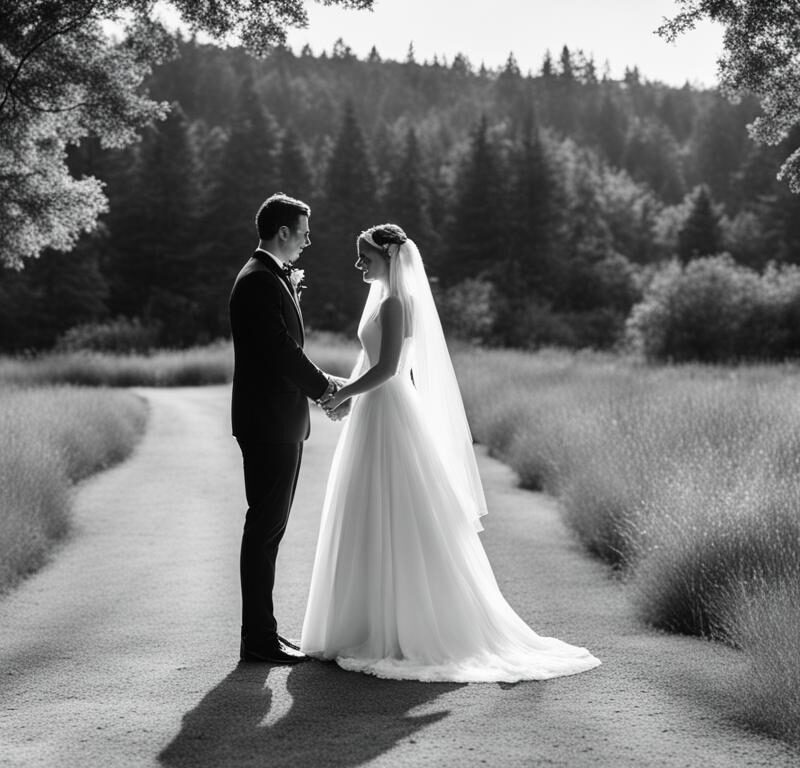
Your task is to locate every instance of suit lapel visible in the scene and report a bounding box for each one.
[251,251,305,342]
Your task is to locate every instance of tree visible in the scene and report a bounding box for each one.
[551,45,577,134]
[443,116,507,286]
[658,0,800,191]
[312,101,377,329]
[541,50,554,79]
[0,0,374,267]
[678,184,723,262]
[0,232,109,350]
[193,80,280,337]
[623,118,685,203]
[497,119,560,345]
[278,127,314,203]
[688,93,749,204]
[596,89,627,167]
[382,128,434,256]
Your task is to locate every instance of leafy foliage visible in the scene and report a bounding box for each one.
[658,0,800,191]
[626,255,800,361]
[4,34,800,355]
[0,0,374,267]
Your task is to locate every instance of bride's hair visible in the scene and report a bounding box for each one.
[358,223,407,255]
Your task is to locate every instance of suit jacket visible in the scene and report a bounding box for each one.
[229,251,328,443]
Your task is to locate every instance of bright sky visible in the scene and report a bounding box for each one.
[141,1,724,87]
[283,0,724,86]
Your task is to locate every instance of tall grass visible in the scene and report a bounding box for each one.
[0,333,358,388]
[0,387,148,591]
[453,347,800,746]
[717,576,800,745]
[0,343,234,387]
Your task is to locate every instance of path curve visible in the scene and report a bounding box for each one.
[1,386,797,767]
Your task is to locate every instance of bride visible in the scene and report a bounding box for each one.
[300,224,601,682]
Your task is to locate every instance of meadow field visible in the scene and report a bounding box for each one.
[1,339,798,744]
[456,347,800,745]
[0,333,356,388]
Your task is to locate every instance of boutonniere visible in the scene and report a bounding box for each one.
[282,263,306,298]
[288,267,306,296]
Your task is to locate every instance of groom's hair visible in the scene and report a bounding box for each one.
[256,193,311,239]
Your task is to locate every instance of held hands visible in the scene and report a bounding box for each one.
[325,398,352,422]
[323,386,350,413]
[317,376,352,421]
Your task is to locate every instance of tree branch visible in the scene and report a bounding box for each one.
[0,3,100,116]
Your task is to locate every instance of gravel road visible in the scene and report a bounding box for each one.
[1,386,797,767]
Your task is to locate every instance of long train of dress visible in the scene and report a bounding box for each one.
[300,312,601,682]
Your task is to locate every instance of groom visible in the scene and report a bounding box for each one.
[229,193,337,664]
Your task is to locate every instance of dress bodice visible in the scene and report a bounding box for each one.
[358,309,413,376]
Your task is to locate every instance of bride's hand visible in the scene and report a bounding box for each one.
[325,399,351,421]
[324,388,350,412]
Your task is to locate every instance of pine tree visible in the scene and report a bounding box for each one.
[278,128,314,203]
[109,103,199,343]
[509,118,558,296]
[310,101,378,330]
[443,116,507,286]
[596,89,626,167]
[0,234,109,350]
[559,46,574,82]
[690,95,748,205]
[552,46,577,134]
[678,185,723,262]
[496,52,526,126]
[194,78,280,337]
[541,50,554,79]
[382,128,434,256]
[498,118,560,345]
[623,118,685,204]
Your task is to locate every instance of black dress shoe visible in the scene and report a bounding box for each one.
[278,635,300,651]
[239,639,308,665]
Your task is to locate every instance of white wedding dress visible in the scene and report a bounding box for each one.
[300,304,601,683]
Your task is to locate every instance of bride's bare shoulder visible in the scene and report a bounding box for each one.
[380,295,414,338]
[379,295,403,324]
[380,295,403,312]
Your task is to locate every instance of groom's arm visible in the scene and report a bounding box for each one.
[239,272,330,400]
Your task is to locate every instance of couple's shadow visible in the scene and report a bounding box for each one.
[159,660,464,768]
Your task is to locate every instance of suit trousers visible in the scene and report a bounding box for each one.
[237,439,303,644]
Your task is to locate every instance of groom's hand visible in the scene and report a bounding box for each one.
[314,377,338,408]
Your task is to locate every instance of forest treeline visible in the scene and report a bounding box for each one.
[2,35,800,352]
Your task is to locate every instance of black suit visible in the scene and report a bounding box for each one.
[229,250,328,647]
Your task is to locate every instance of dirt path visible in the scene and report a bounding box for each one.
[1,386,797,767]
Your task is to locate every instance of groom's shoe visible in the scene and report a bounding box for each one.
[239,639,308,665]
[278,635,300,651]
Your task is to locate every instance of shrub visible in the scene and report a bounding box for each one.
[438,277,497,343]
[56,317,161,354]
[718,576,800,747]
[626,255,800,362]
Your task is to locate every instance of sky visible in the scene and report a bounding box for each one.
[283,0,724,86]
[143,0,725,88]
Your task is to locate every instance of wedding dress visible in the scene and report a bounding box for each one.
[300,239,600,683]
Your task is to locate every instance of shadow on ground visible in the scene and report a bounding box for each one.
[159,661,466,768]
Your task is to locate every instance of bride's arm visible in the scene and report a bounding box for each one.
[325,297,404,408]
